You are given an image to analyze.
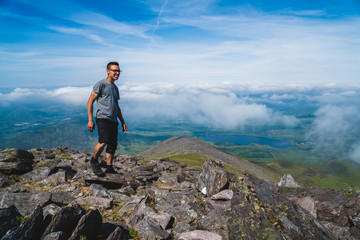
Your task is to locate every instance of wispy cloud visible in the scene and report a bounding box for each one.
[67,12,151,40]
[1,0,359,87]
[48,26,114,47]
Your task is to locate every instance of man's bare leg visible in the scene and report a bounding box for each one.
[104,153,118,173]
[93,142,106,159]
[106,153,113,166]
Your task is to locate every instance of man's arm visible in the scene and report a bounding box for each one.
[87,92,99,132]
[117,105,127,133]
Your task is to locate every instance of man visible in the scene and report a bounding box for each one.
[87,61,127,176]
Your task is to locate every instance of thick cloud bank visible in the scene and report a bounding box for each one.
[1,82,360,162]
[305,89,360,163]
[120,83,299,129]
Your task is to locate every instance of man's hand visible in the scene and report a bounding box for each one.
[88,120,95,132]
[122,123,128,133]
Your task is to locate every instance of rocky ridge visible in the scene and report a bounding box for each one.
[0,138,359,240]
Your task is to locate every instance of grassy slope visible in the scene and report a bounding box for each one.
[216,143,360,190]
[140,136,281,182]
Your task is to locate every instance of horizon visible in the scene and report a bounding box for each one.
[1,0,360,88]
[1,82,360,164]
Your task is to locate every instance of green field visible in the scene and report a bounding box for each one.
[213,143,360,190]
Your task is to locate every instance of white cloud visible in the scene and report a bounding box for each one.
[0,83,303,128]
[2,82,360,160]
[349,143,360,163]
[48,26,114,47]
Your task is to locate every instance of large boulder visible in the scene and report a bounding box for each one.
[278,174,300,188]
[2,205,44,240]
[0,192,52,215]
[68,209,102,240]
[0,149,34,175]
[0,205,22,239]
[227,173,336,239]
[41,204,86,239]
[196,159,228,197]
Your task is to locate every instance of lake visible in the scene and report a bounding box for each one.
[199,134,292,148]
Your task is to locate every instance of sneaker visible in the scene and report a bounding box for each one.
[105,165,118,174]
[89,157,105,177]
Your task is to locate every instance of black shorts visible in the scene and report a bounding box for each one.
[96,118,118,155]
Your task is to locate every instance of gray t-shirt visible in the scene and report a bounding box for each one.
[92,79,120,123]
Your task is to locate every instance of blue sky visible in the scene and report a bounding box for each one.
[1,0,359,88]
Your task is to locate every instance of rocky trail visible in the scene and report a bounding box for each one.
[0,143,360,239]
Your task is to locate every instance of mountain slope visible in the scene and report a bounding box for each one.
[141,135,280,182]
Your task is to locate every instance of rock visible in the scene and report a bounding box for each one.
[51,192,75,205]
[205,198,232,211]
[172,222,192,236]
[43,204,62,217]
[2,205,44,240]
[0,149,34,175]
[90,183,131,203]
[176,230,223,240]
[85,173,143,189]
[199,208,229,239]
[315,194,348,226]
[278,174,300,188]
[76,196,113,209]
[0,192,52,215]
[21,166,53,182]
[0,173,16,188]
[164,202,198,224]
[101,222,129,240]
[0,205,22,239]
[41,204,86,240]
[130,214,170,240]
[122,194,172,239]
[196,159,228,197]
[119,195,149,219]
[351,216,360,229]
[225,173,336,239]
[1,144,358,240]
[321,221,352,239]
[146,212,174,230]
[279,186,360,227]
[106,226,130,240]
[90,183,112,198]
[127,199,156,227]
[210,189,234,201]
[42,231,67,240]
[157,171,179,187]
[68,209,102,240]
[293,196,316,217]
[350,226,360,239]
[41,170,67,185]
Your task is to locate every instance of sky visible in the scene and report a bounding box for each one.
[1,0,360,88]
[1,0,360,162]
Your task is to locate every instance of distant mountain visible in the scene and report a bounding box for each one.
[141,136,280,182]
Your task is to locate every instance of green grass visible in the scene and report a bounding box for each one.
[146,153,207,169]
[222,144,360,190]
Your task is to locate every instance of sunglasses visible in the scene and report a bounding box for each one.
[108,69,122,73]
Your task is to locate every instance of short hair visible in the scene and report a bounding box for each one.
[107,61,119,69]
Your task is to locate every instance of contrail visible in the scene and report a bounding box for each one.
[152,0,168,33]
[148,0,168,48]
